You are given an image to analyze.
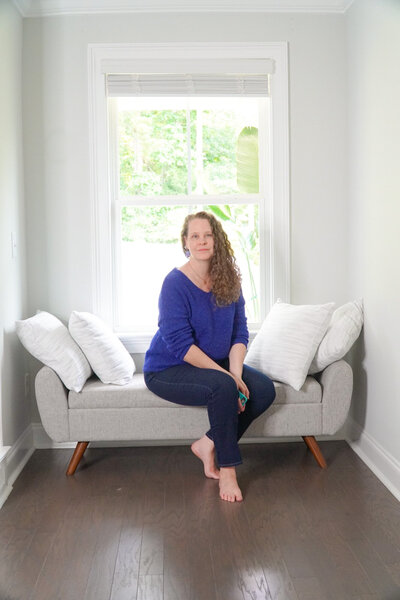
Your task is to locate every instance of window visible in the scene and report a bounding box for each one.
[109,93,268,331]
[89,43,290,351]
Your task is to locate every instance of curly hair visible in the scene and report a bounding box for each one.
[181,211,242,306]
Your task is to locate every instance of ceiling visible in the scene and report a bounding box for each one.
[13,0,355,17]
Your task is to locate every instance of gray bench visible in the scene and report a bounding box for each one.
[35,359,353,475]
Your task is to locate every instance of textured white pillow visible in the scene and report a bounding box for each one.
[309,299,364,374]
[16,311,92,392]
[69,311,135,385]
[245,301,335,390]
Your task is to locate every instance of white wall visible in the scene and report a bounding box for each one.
[0,0,30,446]
[346,0,400,485]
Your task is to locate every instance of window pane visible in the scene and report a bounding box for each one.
[118,102,188,196]
[197,103,259,195]
[117,97,260,198]
[202,204,260,323]
[119,206,189,332]
[118,204,259,331]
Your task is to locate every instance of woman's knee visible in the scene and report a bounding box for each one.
[207,372,238,409]
[245,369,276,409]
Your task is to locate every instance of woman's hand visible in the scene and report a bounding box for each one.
[228,372,249,413]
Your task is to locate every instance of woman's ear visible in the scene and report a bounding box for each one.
[183,237,190,257]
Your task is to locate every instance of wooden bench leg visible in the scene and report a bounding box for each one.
[66,442,89,476]
[302,436,327,469]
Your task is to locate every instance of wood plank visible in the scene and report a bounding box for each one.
[163,447,191,600]
[1,499,69,600]
[83,495,125,600]
[207,483,272,600]
[183,449,220,600]
[290,576,329,600]
[30,494,107,599]
[137,574,164,600]
[109,493,146,600]
[220,500,274,600]
[241,474,300,600]
[109,449,150,600]
[138,447,167,581]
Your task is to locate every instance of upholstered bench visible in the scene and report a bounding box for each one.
[35,359,353,475]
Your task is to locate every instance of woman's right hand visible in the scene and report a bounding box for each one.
[227,372,249,413]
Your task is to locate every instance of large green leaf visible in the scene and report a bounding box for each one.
[237,126,259,194]
[207,205,230,221]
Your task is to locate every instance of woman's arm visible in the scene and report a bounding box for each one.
[184,344,247,413]
[184,344,247,389]
[228,342,246,376]
[183,344,231,374]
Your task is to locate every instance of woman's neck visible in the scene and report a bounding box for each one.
[180,259,211,292]
[188,258,210,282]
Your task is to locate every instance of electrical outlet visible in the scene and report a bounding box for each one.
[24,373,30,398]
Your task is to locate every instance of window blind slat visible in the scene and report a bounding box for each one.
[106,73,270,97]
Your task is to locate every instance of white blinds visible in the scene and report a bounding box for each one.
[106,73,270,97]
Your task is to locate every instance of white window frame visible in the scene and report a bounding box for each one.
[88,42,290,353]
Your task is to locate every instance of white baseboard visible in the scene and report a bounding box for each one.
[346,417,400,502]
[0,425,35,510]
[32,423,76,449]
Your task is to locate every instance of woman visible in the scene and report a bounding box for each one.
[144,211,275,502]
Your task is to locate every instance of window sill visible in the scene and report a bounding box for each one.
[118,333,155,354]
[118,330,259,354]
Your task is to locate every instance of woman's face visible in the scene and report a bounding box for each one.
[185,218,214,261]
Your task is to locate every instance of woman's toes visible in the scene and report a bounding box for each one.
[219,482,243,502]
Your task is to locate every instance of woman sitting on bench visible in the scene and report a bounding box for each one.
[144,211,276,502]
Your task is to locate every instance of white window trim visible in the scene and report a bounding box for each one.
[88,42,290,353]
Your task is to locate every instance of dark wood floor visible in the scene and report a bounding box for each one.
[1,441,400,600]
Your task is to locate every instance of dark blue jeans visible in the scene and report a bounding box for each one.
[144,359,276,468]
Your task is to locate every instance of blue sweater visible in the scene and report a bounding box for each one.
[143,268,249,373]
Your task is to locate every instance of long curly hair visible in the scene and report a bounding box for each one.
[181,211,242,306]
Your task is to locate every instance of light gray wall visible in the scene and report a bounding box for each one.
[347,0,400,463]
[0,0,30,446]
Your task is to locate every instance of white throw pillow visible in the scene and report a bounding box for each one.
[309,299,364,374]
[16,311,92,392]
[69,311,135,385]
[245,301,335,391]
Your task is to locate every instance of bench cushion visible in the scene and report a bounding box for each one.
[68,373,322,409]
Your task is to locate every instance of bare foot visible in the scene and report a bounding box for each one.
[219,467,243,502]
[191,436,220,479]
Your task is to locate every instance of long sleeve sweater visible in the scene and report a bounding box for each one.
[143,268,249,373]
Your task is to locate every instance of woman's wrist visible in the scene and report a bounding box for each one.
[229,365,243,378]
